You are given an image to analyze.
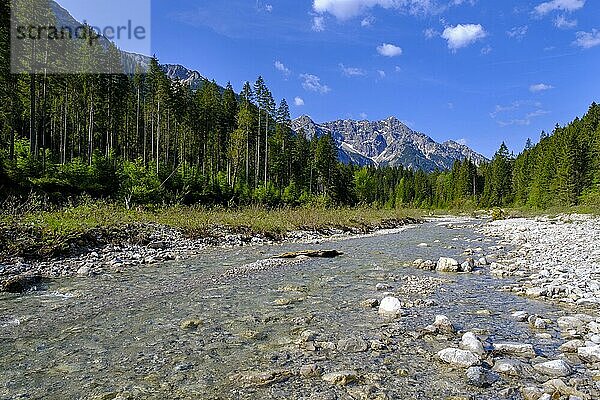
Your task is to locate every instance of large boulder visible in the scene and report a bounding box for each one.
[1,274,44,293]
[437,348,481,368]
[492,359,523,376]
[533,360,573,377]
[557,316,585,331]
[577,345,600,363]
[460,332,485,355]
[378,296,403,317]
[559,339,584,353]
[434,315,456,334]
[436,257,460,273]
[492,342,537,358]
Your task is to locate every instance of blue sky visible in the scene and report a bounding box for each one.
[61,0,600,157]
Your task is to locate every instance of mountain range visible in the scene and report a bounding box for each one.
[292,116,487,172]
[50,0,488,172]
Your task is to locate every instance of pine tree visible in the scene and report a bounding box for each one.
[484,142,513,206]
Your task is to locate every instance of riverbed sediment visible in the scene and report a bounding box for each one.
[0,217,419,292]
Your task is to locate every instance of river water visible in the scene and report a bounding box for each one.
[0,219,581,399]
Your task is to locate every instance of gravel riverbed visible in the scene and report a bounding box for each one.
[0,219,418,293]
[2,215,600,399]
[479,214,600,306]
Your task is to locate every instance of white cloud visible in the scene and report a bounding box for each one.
[506,25,528,40]
[481,45,492,54]
[456,138,467,145]
[490,100,548,127]
[530,83,554,92]
[423,28,439,39]
[274,61,290,76]
[441,24,487,51]
[534,0,585,16]
[574,29,600,48]
[361,16,375,27]
[312,0,440,21]
[294,97,305,106]
[377,70,386,78]
[312,16,326,32]
[265,4,273,12]
[554,15,577,28]
[395,66,402,72]
[300,74,331,94]
[340,63,366,77]
[526,109,551,118]
[359,112,368,119]
[377,43,403,57]
[313,0,392,20]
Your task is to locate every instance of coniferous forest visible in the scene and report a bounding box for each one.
[1,0,600,211]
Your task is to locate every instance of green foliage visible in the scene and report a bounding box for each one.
[252,182,280,206]
[119,160,162,206]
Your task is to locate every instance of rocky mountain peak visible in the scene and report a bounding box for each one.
[291,115,487,172]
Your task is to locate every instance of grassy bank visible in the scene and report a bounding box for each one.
[0,202,423,262]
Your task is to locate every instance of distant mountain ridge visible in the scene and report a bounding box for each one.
[292,115,487,172]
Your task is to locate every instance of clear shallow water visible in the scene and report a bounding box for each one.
[0,220,578,399]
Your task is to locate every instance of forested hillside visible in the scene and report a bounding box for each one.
[0,0,599,210]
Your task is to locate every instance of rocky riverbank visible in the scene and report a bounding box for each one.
[479,214,600,306]
[0,218,419,293]
[457,214,600,399]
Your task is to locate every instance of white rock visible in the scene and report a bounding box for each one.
[433,315,455,333]
[460,332,485,355]
[375,283,392,291]
[533,317,547,329]
[559,340,584,353]
[533,360,573,377]
[492,342,537,358]
[437,348,480,368]
[436,257,460,273]
[478,257,488,265]
[461,259,475,272]
[577,345,600,363]
[557,316,585,331]
[589,321,600,334]
[492,359,523,376]
[378,296,403,317]
[525,287,547,298]
[511,311,529,322]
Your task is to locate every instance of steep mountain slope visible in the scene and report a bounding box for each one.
[292,115,487,172]
[50,1,214,90]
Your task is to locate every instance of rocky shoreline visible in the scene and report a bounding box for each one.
[479,214,600,306]
[0,218,419,293]
[466,214,600,399]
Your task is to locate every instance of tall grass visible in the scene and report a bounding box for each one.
[1,201,423,240]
